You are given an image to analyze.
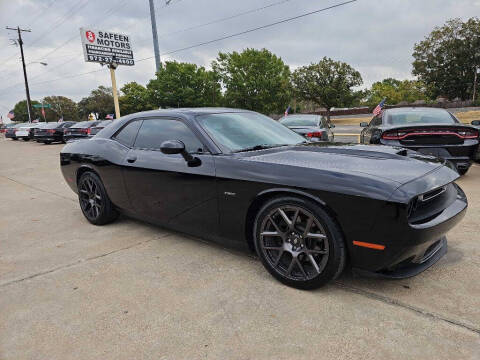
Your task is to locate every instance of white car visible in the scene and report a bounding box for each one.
[15,125,33,140]
[15,123,47,141]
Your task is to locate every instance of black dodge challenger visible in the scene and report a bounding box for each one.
[360,107,479,175]
[60,108,467,289]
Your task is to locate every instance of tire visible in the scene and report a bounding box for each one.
[457,167,469,176]
[22,138,30,141]
[12,138,18,141]
[254,196,345,290]
[44,141,51,145]
[78,172,119,225]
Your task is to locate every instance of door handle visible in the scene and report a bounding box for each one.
[126,156,137,163]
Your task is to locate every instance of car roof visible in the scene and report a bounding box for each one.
[384,107,449,114]
[123,107,253,119]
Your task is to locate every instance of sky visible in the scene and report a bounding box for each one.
[0,0,479,120]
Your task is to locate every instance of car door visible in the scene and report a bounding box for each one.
[121,117,218,237]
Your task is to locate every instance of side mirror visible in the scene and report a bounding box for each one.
[160,140,200,166]
[471,120,480,126]
[360,122,368,127]
[160,139,185,155]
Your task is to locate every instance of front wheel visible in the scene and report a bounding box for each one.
[78,172,119,225]
[254,197,346,290]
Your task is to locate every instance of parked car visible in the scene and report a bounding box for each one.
[278,114,334,142]
[60,108,466,290]
[471,120,480,162]
[360,107,479,175]
[63,121,100,142]
[88,120,113,137]
[14,122,48,141]
[35,121,76,144]
[5,122,28,140]
[1,123,17,135]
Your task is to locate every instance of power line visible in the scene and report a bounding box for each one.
[162,0,358,56]
[0,0,358,98]
[26,0,91,46]
[158,0,294,39]
[0,0,130,91]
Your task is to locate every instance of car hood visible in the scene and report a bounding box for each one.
[240,143,450,185]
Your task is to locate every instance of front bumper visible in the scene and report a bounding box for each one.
[353,237,447,279]
[350,179,467,278]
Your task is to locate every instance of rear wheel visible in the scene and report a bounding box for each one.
[22,138,30,141]
[44,141,51,145]
[12,138,18,141]
[254,196,345,289]
[78,172,119,225]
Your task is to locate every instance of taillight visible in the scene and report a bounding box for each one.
[382,128,478,140]
[457,129,479,139]
[305,131,324,138]
[382,130,406,140]
[47,129,55,134]
[86,128,91,135]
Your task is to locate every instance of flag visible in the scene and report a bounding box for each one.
[373,98,386,116]
[41,107,46,118]
[105,114,114,120]
[284,106,291,116]
[7,111,14,119]
[58,116,63,123]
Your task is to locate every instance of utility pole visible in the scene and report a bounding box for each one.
[6,26,33,123]
[148,0,163,74]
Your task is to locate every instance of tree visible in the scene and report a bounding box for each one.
[78,86,115,120]
[119,82,154,115]
[292,57,363,120]
[366,78,427,105]
[12,100,41,122]
[147,61,222,108]
[42,96,79,122]
[412,17,480,100]
[212,48,291,114]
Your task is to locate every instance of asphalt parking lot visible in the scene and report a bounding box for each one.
[1,138,479,359]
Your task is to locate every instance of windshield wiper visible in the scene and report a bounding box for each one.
[233,144,290,153]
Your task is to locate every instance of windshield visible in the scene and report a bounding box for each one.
[279,115,320,127]
[197,112,306,152]
[386,109,457,125]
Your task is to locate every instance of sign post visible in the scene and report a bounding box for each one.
[80,28,134,120]
[109,64,121,120]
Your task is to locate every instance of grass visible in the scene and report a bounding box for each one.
[331,110,480,126]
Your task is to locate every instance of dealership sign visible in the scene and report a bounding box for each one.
[80,28,134,66]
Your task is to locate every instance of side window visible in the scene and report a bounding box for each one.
[134,119,204,153]
[113,120,142,147]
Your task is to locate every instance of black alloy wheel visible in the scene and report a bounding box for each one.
[254,197,345,289]
[78,172,119,225]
